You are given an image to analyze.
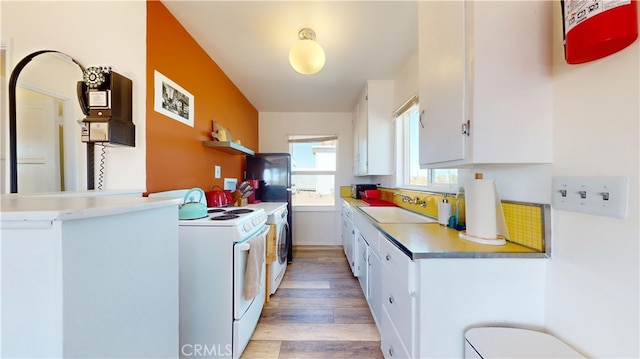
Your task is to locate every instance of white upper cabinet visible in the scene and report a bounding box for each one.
[418,1,553,167]
[353,80,394,176]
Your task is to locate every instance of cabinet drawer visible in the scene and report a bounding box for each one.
[380,305,411,359]
[353,210,380,255]
[342,202,353,220]
[379,235,415,291]
[382,270,415,351]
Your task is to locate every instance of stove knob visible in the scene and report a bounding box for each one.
[244,222,252,232]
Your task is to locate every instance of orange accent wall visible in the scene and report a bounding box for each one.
[146,1,258,194]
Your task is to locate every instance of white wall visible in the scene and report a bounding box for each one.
[1,1,147,192]
[392,51,419,111]
[542,4,639,358]
[259,112,354,246]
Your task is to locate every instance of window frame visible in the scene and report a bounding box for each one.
[288,134,339,211]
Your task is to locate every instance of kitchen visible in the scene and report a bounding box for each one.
[1,1,638,359]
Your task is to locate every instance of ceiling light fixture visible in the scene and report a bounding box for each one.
[289,28,325,75]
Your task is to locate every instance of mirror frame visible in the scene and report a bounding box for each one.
[9,50,95,193]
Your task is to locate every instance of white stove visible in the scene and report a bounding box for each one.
[149,189,268,359]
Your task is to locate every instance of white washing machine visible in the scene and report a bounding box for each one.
[249,203,289,296]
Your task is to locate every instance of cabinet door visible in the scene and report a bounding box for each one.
[419,1,552,167]
[380,236,417,357]
[352,81,394,175]
[357,91,368,175]
[380,306,411,359]
[357,234,369,299]
[418,0,466,166]
[365,81,394,175]
[342,214,355,276]
[352,109,360,176]
[368,248,382,329]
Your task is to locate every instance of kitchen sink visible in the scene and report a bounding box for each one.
[358,206,437,224]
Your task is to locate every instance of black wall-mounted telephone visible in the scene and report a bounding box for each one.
[78,66,135,147]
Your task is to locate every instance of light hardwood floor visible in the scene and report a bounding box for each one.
[241,246,384,359]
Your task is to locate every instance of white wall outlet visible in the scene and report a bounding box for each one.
[214,165,221,179]
[552,176,629,218]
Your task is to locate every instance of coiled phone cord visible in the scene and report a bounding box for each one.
[98,144,106,190]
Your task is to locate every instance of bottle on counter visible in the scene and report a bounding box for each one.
[438,194,452,226]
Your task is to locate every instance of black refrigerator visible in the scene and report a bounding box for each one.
[245,153,293,263]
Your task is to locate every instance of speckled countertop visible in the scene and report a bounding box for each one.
[343,197,547,259]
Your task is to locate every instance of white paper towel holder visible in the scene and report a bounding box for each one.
[459,231,507,246]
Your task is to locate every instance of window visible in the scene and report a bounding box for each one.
[288,135,337,206]
[395,98,457,190]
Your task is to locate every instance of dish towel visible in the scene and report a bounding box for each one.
[244,232,266,301]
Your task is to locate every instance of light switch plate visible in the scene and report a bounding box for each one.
[552,176,629,218]
[214,165,221,179]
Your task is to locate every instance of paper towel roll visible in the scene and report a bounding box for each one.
[461,178,508,245]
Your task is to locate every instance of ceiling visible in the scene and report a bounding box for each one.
[161,1,418,113]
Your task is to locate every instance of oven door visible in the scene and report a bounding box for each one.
[233,225,269,320]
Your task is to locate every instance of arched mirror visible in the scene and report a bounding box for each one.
[9,50,94,193]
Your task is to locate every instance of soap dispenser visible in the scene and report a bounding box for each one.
[438,194,452,226]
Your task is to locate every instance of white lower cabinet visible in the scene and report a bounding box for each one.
[368,247,383,327]
[352,210,418,359]
[382,269,415,351]
[380,305,411,359]
[351,206,546,358]
[342,201,357,276]
[357,234,369,298]
[380,234,417,358]
[1,202,179,359]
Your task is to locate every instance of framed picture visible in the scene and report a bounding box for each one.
[154,70,194,127]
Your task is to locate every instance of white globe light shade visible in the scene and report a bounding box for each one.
[289,39,326,75]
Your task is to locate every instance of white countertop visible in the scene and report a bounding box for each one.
[6,189,145,198]
[1,195,180,222]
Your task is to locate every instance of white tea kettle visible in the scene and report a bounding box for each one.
[179,188,208,220]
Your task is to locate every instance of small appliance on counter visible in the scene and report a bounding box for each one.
[351,184,378,199]
[247,179,260,204]
[178,188,208,220]
[205,186,232,207]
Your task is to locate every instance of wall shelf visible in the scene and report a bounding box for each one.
[202,141,255,156]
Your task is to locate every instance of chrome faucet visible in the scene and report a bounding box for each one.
[394,192,427,207]
[393,192,412,203]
